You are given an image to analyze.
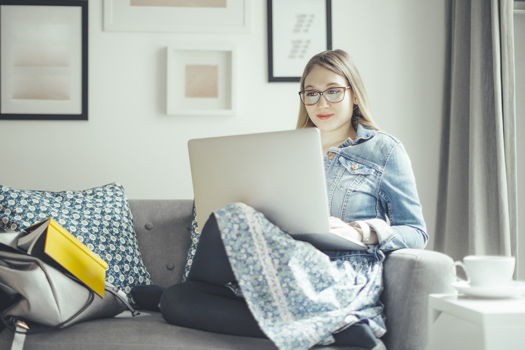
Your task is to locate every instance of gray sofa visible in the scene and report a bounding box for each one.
[0,199,456,350]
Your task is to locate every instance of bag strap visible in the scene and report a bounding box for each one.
[105,284,140,317]
[10,322,28,350]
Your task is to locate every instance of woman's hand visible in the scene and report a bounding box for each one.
[329,217,362,242]
[328,217,379,244]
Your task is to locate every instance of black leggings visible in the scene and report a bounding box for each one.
[161,215,265,337]
[133,215,378,348]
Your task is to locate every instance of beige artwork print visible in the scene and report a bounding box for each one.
[185,65,218,98]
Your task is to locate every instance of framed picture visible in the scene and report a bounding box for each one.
[0,0,88,121]
[104,0,250,33]
[267,0,332,82]
[166,45,236,116]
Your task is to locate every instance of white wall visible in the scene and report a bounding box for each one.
[0,0,447,249]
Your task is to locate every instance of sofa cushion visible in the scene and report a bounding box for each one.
[0,183,151,293]
[0,311,386,350]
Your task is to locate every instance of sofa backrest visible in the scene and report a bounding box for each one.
[129,199,193,286]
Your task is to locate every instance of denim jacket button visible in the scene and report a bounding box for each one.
[352,164,359,170]
[328,153,334,159]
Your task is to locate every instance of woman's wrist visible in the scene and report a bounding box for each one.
[350,221,374,244]
[352,226,364,241]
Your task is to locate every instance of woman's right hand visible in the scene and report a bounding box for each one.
[328,216,363,242]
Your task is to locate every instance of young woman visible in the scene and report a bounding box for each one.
[132,49,427,350]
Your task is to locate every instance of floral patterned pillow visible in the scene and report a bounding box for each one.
[181,202,200,282]
[0,182,151,294]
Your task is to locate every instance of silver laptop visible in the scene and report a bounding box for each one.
[188,128,366,251]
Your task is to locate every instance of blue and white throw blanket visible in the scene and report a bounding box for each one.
[213,203,386,350]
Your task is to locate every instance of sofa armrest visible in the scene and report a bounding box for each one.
[380,249,455,350]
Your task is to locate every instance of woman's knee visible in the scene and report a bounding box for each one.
[160,281,265,338]
[160,282,197,326]
[160,281,233,326]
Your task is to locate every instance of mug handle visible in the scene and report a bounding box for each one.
[454,261,469,282]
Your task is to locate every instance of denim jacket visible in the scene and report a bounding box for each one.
[325,124,428,254]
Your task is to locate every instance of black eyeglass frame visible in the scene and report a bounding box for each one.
[298,86,351,106]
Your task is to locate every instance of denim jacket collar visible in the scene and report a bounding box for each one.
[339,124,376,148]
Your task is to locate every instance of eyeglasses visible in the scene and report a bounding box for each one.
[298,86,351,106]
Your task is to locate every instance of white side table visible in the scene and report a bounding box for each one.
[428,294,525,350]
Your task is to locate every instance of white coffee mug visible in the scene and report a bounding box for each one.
[454,255,515,287]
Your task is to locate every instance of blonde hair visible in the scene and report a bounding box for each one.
[296,49,379,131]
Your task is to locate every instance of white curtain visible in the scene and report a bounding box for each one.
[435,0,517,262]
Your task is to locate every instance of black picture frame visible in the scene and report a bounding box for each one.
[267,0,332,83]
[0,0,88,121]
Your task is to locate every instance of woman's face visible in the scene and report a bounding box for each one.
[303,66,354,137]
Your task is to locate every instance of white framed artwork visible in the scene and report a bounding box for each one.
[104,0,250,33]
[166,45,237,116]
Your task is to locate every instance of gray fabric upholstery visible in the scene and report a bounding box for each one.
[381,249,456,350]
[0,200,454,350]
[0,312,386,350]
[129,199,193,285]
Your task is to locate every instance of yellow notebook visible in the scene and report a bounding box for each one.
[18,218,108,298]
